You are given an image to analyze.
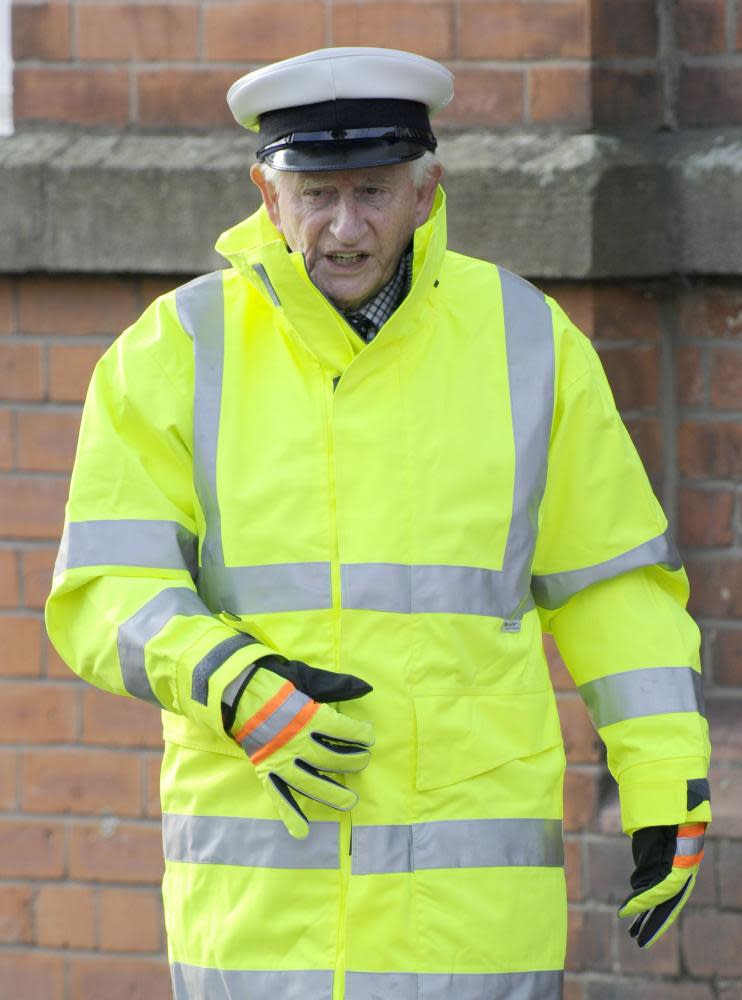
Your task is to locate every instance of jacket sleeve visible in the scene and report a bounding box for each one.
[45,289,279,739]
[532,300,711,836]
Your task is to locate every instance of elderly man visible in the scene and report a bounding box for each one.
[47,47,710,1000]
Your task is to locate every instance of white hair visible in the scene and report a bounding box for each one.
[258,150,440,192]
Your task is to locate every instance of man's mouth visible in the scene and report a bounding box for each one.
[325,252,368,267]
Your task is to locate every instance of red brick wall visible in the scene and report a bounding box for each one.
[1,274,740,996]
[10,0,742,130]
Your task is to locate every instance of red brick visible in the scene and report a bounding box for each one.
[204,2,325,61]
[0,410,12,470]
[714,629,742,685]
[99,887,163,952]
[679,420,742,478]
[596,345,659,410]
[682,909,742,975]
[679,67,742,126]
[0,885,32,943]
[557,695,602,764]
[0,749,17,808]
[0,476,68,539]
[585,981,713,1000]
[677,345,705,406]
[530,67,591,126]
[0,279,13,334]
[144,752,161,818]
[0,819,65,878]
[437,69,524,126]
[48,343,106,402]
[585,835,633,904]
[22,748,142,816]
[0,681,76,742]
[542,283,595,338]
[18,276,139,336]
[459,1,588,59]
[624,418,662,479]
[687,558,742,619]
[719,841,742,907]
[36,884,95,948]
[564,768,599,832]
[711,348,742,409]
[68,820,164,883]
[679,285,742,338]
[137,68,236,128]
[140,278,175,307]
[12,2,71,60]
[332,1,452,59]
[46,634,76,680]
[14,68,130,126]
[677,0,727,53]
[739,6,742,49]
[706,765,742,838]
[78,3,198,61]
[564,977,584,1000]
[82,688,163,748]
[0,342,43,400]
[22,547,57,609]
[618,918,679,973]
[68,956,171,999]
[678,487,734,547]
[0,551,19,608]
[566,905,613,971]
[0,615,43,676]
[591,0,658,56]
[544,633,575,691]
[564,837,582,902]
[16,410,81,473]
[594,285,661,340]
[592,69,661,128]
[0,952,64,1000]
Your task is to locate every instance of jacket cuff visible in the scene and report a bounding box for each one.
[176,625,279,737]
[618,757,712,836]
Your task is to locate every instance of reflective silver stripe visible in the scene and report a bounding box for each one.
[253,262,281,305]
[498,268,554,619]
[176,271,226,592]
[578,665,705,730]
[675,833,705,860]
[163,814,339,869]
[191,633,259,706]
[117,587,207,706]
[345,970,564,1000]
[342,562,522,618]
[531,529,683,610]
[237,687,312,757]
[201,561,333,614]
[171,964,333,1000]
[54,519,197,578]
[352,818,563,875]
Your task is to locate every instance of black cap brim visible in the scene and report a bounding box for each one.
[263,138,429,172]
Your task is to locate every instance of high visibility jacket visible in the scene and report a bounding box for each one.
[46,187,711,1000]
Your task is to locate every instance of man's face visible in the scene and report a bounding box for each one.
[251,161,440,311]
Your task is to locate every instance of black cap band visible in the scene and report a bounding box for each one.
[256,98,437,171]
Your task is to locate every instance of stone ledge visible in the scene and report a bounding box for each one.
[0,127,740,277]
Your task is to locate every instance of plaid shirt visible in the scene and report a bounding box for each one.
[341,247,413,343]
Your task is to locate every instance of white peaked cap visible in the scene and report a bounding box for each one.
[227,47,454,132]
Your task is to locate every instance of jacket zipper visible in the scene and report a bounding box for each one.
[325,369,351,1000]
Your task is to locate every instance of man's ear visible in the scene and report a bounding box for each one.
[413,161,443,228]
[250,163,283,232]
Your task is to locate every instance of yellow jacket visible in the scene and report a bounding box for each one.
[47,188,710,999]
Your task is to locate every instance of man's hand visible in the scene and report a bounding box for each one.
[227,656,374,839]
[618,823,706,948]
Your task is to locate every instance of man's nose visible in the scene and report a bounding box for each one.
[329,196,366,245]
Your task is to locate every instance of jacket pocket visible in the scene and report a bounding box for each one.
[162,710,244,759]
[413,688,563,791]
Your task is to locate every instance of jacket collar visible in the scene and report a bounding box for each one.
[215,186,448,372]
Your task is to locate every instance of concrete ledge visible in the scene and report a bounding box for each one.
[0,127,740,277]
